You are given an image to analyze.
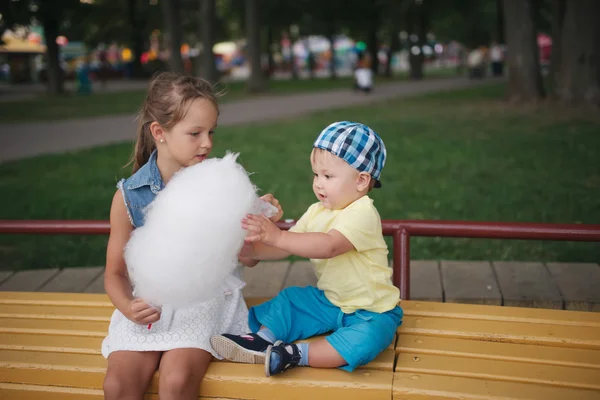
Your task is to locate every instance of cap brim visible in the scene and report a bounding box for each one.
[374,180,382,188]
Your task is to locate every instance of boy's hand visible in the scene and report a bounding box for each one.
[242,214,282,246]
[127,298,161,325]
[259,194,283,222]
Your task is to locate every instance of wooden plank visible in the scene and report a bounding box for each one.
[283,261,318,288]
[493,262,563,309]
[0,303,114,318]
[410,261,443,302]
[546,263,600,312]
[0,357,394,400]
[398,315,600,349]
[395,352,599,390]
[0,269,60,292]
[396,334,600,370]
[0,383,104,400]
[0,291,111,305]
[242,261,290,298]
[0,315,109,332]
[401,301,600,327]
[0,383,233,400]
[0,332,103,353]
[392,372,600,400]
[441,261,501,305]
[39,267,104,293]
[84,272,105,294]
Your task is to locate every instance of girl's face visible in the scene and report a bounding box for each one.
[160,98,219,168]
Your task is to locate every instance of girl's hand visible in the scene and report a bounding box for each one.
[127,298,161,325]
[242,214,282,246]
[260,194,283,222]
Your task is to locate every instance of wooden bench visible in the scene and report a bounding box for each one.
[1,291,599,399]
[1,219,600,399]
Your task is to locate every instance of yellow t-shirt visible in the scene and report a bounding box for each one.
[290,196,400,313]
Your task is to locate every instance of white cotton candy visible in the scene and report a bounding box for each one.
[124,153,270,308]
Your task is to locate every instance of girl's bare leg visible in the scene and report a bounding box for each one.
[104,351,162,400]
[158,348,213,400]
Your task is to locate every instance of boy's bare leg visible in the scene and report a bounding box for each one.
[307,338,346,368]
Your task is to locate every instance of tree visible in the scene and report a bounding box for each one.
[407,0,427,80]
[161,0,185,74]
[245,0,267,92]
[200,0,218,82]
[553,0,599,105]
[549,0,565,91]
[503,0,545,102]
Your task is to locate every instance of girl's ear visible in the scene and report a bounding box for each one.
[356,172,371,192]
[149,122,165,143]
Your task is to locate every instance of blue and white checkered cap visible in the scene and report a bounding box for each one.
[313,121,386,188]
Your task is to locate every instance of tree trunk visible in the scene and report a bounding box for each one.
[503,0,545,102]
[201,0,218,82]
[127,0,145,79]
[496,0,505,43]
[555,0,599,105]
[409,2,425,80]
[245,0,267,92]
[549,0,566,94]
[289,28,298,80]
[368,23,379,75]
[161,0,185,74]
[327,28,336,80]
[42,12,63,95]
[385,21,401,78]
[266,26,274,78]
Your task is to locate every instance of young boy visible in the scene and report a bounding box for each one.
[210,121,402,376]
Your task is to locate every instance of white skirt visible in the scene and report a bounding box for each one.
[101,272,250,359]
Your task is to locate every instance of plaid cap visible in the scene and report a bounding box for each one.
[313,121,386,188]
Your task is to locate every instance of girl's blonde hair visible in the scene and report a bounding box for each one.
[129,72,219,173]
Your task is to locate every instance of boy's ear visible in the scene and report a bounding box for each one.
[356,172,372,192]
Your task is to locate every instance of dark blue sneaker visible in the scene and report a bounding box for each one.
[265,341,301,377]
[210,333,270,364]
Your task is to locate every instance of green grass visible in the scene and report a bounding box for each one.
[0,68,458,124]
[1,83,599,270]
[0,76,387,124]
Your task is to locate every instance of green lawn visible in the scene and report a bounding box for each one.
[1,83,599,270]
[0,68,457,124]
[0,76,376,124]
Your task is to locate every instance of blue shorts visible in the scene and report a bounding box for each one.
[248,286,403,372]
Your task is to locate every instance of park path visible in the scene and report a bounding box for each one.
[0,77,497,163]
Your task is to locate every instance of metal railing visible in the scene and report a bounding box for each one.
[1,219,600,300]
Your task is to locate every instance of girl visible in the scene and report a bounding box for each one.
[101,72,282,400]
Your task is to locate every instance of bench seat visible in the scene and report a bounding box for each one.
[1,292,599,399]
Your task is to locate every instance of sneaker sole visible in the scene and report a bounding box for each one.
[264,344,273,377]
[210,336,266,364]
[264,340,283,377]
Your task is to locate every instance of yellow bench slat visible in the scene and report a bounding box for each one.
[0,316,108,332]
[402,301,600,327]
[392,372,600,400]
[0,292,112,306]
[0,304,114,318]
[395,352,600,390]
[0,382,104,400]
[0,361,393,400]
[397,334,600,369]
[398,315,600,349]
[0,382,239,400]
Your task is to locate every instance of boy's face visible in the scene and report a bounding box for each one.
[311,150,368,210]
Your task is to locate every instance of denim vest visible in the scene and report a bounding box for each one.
[117,150,165,228]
